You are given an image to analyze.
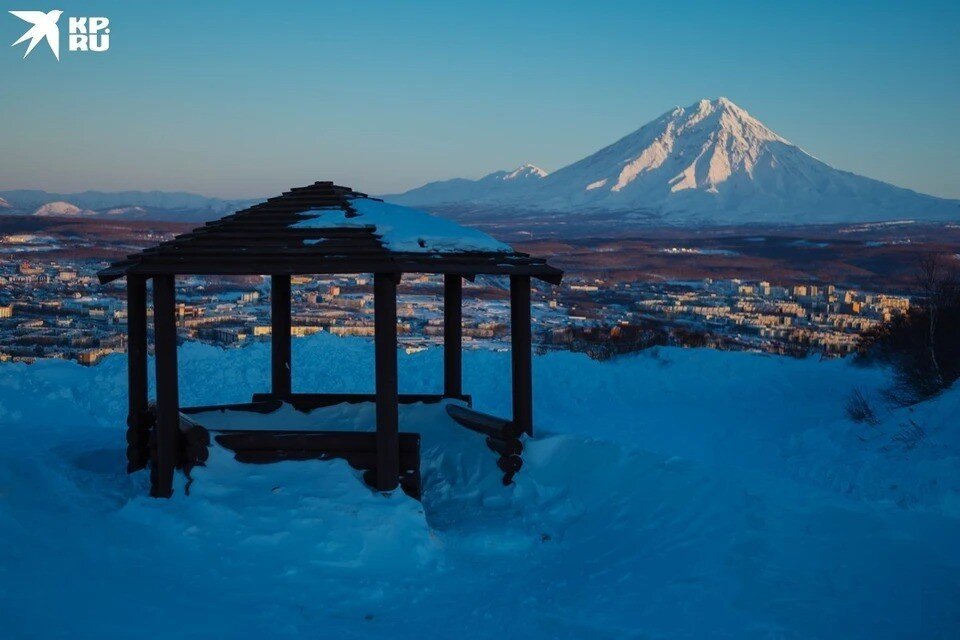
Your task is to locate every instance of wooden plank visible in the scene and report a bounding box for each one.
[214,430,420,452]
[271,275,292,397]
[204,206,349,221]
[131,257,552,273]
[151,274,179,498]
[230,449,418,470]
[178,234,374,246]
[142,237,383,251]
[250,392,471,410]
[101,263,561,286]
[443,274,463,397]
[126,274,149,473]
[374,272,399,491]
[138,235,382,251]
[150,227,378,240]
[124,259,561,280]
[132,251,393,263]
[128,248,552,266]
[446,404,519,439]
[171,228,376,241]
[510,275,533,436]
[208,207,359,218]
[181,399,283,415]
[136,248,391,261]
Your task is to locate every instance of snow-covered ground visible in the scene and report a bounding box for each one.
[1,334,958,638]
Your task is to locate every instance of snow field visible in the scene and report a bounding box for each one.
[0,334,958,638]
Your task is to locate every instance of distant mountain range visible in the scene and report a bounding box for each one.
[3,98,957,229]
[0,189,256,221]
[386,98,959,225]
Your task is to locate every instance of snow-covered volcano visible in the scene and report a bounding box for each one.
[388,98,959,224]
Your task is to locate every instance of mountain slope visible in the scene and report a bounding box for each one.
[386,163,547,206]
[388,98,960,224]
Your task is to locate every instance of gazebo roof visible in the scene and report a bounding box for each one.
[98,181,563,284]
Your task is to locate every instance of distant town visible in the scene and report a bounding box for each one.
[0,228,913,365]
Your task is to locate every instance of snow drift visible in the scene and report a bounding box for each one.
[387,98,960,225]
[1,334,958,638]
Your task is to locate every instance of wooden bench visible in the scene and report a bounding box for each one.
[174,404,423,499]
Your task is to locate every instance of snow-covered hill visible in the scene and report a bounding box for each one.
[1,335,958,638]
[388,98,960,225]
[103,205,148,217]
[0,189,257,222]
[32,201,95,217]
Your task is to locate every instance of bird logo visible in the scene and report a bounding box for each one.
[10,9,63,60]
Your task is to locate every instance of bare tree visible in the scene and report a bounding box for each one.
[915,255,949,388]
[846,388,879,425]
[859,253,960,405]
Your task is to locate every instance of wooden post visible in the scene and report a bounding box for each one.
[125,275,149,472]
[151,275,179,498]
[510,275,533,436]
[374,272,399,491]
[443,274,463,398]
[271,274,292,397]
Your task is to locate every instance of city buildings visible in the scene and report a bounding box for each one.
[0,251,911,364]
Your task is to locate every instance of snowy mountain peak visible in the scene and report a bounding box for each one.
[686,96,756,119]
[388,97,959,224]
[599,97,790,195]
[503,164,548,180]
[695,96,752,117]
[33,201,94,217]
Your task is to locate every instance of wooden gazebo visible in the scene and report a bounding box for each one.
[98,182,562,499]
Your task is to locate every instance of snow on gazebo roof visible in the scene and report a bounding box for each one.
[293,197,511,253]
[98,181,562,284]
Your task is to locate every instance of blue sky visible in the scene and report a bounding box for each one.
[1,0,958,199]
